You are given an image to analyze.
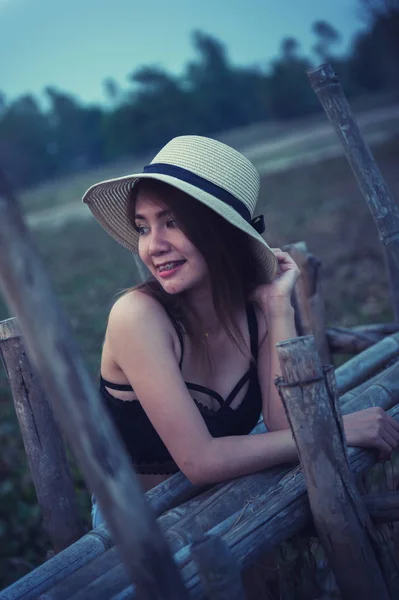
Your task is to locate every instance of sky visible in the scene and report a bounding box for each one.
[1,0,368,107]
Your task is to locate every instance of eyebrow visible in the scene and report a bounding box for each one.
[134,209,172,221]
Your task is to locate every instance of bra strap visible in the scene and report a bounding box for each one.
[164,310,185,370]
[100,376,133,392]
[246,303,259,362]
[225,371,251,406]
[186,382,224,407]
[175,323,185,370]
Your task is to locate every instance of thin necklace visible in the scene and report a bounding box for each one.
[203,324,219,338]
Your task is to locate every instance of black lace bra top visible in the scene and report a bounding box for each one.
[100,303,263,475]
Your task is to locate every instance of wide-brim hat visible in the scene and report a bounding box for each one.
[82,135,278,283]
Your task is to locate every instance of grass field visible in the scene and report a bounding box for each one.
[0,134,398,587]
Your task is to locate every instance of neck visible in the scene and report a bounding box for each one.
[184,283,220,334]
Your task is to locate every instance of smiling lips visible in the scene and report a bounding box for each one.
[157,260,186,277]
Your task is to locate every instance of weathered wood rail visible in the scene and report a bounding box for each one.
[277,337,398,599]
[31,375,399,600]
[2,62,399,598]
[0,318,85,552]
[1,342,399,600]
[0,172,189,598]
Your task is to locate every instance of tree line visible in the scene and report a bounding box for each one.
[1,0,398,191]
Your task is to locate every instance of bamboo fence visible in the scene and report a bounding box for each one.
[1,62,399,598]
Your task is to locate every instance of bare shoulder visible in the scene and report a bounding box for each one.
[109,289,169,326]
[107,290,177,355]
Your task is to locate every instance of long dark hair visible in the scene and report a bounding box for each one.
[125,179,259,355]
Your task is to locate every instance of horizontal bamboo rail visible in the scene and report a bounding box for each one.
[327,323,399,354]
[31,361,399,600]
[0,319,398,589]
[276,336,396,599]
[189,535,246,600]
[334,331,399,394]
[3,330,399,599]
[88,405,399,600]
[365,492,399,523]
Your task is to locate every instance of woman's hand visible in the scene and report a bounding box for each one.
[343,407,399,461]
[251,248,301,313]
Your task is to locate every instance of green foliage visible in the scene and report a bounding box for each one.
[269,39,319,119]
[0,95,55,188]
[350,1,399,92]
[2,6,399,193]
[312,20,341,62]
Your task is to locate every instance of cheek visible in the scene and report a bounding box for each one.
[193,255,209,280]
[137,239,147,263]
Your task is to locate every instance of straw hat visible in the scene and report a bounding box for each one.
[82,135,278,283]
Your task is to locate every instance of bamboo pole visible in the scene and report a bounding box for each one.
[108,405,399,600]
[353,323,399,336]
[333,330,399,394]
[284,241,331,364]
[284,491,399,526]
[42,366,399,600]
[0,318,85,552]
[0,466,209,600]
[307,63,399,322]
[189,535,246,600]
[5,339,399,600]
[326,324,399,354]
[12,401,399,600]
[365,492,399,523]
[0,187,188,599]
[276,335,397,600]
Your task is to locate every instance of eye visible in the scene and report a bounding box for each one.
[134,224,149,235]
[166,218,177,228]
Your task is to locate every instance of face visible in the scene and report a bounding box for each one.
[134,189,210,295]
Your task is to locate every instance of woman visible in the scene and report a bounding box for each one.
[83,135,399,526]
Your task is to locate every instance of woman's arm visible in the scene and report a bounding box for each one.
[107,291,298,485]
[108,291,399,487]
[253,248,300,431]
[257,299,297,431]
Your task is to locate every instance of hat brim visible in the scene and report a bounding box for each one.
[83,172,278,283]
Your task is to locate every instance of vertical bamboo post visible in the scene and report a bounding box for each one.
[307,63,399,322]
[0,317,85,551]
[284,241,331,364]
[0,184,189,598]
[275,335,395,600]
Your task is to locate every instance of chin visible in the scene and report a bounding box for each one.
[158,279,189,295]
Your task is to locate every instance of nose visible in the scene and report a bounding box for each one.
[148,226,170,256]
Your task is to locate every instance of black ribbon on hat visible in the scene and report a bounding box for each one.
[250,215,265,234]
[143,163,266,235]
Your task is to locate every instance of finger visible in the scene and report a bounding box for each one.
[380,429,398,452]
[386,415,399,433]
[375,438,393,453]
[275,255,297,268]
[275,251,297,262]
[384,421,399,442]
